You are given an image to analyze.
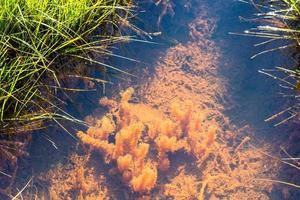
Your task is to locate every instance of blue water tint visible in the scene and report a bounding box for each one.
[107,1,298,198]
[111,0,294,138]
[18,0,299,199]
[208,1,294,138]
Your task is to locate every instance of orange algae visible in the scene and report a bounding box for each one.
[77,131,115,158]
[155,135,185,153]
[117,154,133,172]
[28,4,282,199]
[113,122,145,158]
[130,165,157,192]
[171,101,193,134]
[77,88,227,195]
[76,87,221,194]
[164,170,199,200]
[78,112,158,193]
[73,23,281,194]
[89,116,115,140]
[36,154,111,200]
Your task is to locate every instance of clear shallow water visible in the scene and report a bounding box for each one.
[107,1,299,198]
[10,0,300,199]
[111,0,292,137]
[212,2,292,136]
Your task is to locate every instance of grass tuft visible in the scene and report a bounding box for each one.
[236,0,300,124]
[0,0,133,130]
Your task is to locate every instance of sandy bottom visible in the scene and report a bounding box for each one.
[17,4,286,200]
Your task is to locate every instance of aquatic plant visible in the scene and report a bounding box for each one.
[71,87,280,199]
[72,9,283,196]
[41,154,110,200]
[163,170,198,200]
[76,87,219,194]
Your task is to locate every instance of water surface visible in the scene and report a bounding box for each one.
[12,1,299,199]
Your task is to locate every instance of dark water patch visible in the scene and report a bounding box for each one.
[209,1,294,138]
[210,1,300,199]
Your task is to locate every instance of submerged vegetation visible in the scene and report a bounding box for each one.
[78,87,217,193]
[18,6,284,198]
[2,0,300,199]
[35,87,278,199]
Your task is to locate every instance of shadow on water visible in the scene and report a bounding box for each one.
[212,3,300,197]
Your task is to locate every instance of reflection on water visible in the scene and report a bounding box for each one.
[8,0,299,199]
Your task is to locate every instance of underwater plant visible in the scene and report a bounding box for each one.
[3,1,287,198]
[70,87,280,199]
[76,87,220,193]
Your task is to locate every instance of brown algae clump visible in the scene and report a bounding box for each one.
[77,87,220,194]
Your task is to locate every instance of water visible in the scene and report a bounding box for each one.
[7,0,300,199]
[215,2,292,135]
[111,0,292,137]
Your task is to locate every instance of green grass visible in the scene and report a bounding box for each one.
[0,0,133,130]
[237,0,300,53]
